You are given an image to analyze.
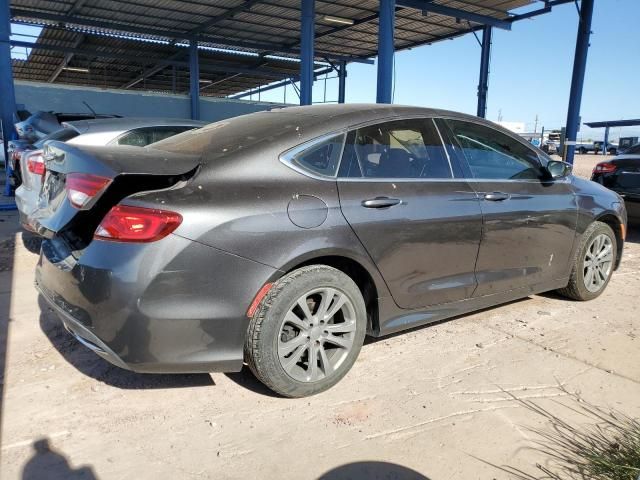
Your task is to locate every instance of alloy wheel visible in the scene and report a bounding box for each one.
[583,233,613,293]
[277,288,357,383]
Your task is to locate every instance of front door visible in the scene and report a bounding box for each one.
[337,117,483,310]
[439,118,578,296]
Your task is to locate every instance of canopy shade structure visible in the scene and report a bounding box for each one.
[584,119,640,129]
[10,0,537,62]
[10,26,322,98]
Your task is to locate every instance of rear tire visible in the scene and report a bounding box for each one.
[245,265,367,398]
[556,221,617,301]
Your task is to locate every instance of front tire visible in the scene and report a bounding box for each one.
[245,265,367,398]
[556,221,617,301]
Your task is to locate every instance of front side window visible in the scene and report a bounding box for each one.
[339,118,452,179]
[445,119,543,180]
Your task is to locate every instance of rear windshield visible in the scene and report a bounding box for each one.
[150,111,323,160]
[624,144,640,155]
[34,128,79,148]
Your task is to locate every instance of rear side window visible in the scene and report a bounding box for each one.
[117,126,197,147]
[445,119,543,180]
[340,118,452,179]
[286,134,345,177]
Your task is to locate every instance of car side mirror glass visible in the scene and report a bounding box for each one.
[546,160,572,179]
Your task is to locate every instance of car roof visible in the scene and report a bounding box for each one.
[63,117,207,134]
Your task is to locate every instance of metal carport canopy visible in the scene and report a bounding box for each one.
[0,0,598,168]
[10,0,535,61]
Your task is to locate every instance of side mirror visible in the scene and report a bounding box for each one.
[545,160,572,179]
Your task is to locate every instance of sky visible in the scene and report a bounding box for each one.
[10,0,640,141]
[256,0,640,141]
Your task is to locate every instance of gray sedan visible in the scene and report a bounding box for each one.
[33,105,626,397]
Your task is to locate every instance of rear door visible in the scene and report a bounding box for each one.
[337,117,483,310]
[438,118,577,296]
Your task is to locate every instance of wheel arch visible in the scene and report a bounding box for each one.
[595,212,624,269]
[275,251,386,335]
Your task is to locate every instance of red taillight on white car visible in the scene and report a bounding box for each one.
[592,162,617,174]
[27,152,46,176]
[94,205,182,243]
[65,173,112,209]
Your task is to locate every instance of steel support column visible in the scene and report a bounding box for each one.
[477,25,492,118]
[338,61,347,104]
[376,0,395,104]
[564,0,594,165]
[603,126,610,154]
[189,40,200,120]
[300,0,315,105]
[1,0,17,195]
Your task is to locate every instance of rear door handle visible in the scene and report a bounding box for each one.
[483,192,510,201]
[361,197,402,208]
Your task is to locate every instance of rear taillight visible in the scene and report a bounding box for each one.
[27,153,46,176]
[94,205,182,243]
[593,162,617,174]
[66,173,112,209]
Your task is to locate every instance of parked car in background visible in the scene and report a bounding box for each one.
[593,141,619,155]
[576,142,595,154]
[541,140,558,155]
[592,143,640,222]
[15,117,205,232]
[33,105,626,398]
[6,138,34,186]
[14,110,119,142]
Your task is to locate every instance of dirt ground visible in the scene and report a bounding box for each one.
[1,154,638,480]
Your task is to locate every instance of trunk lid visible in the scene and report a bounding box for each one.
[33,141,200,240]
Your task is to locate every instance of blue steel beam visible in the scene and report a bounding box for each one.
[189,40,200,120]
[397,0,512,30]
[300,0,314,105]
[603,126,610,155]
[377,0,395,104]
[476,25,492,118]
[564,0,594,165]
[338,60,346,104]
[185,0,263,36]
[1,0,17,193]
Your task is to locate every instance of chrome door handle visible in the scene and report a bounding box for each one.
[483,192,510,201]
[361,197,402,208]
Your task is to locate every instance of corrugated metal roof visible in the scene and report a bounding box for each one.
[10,0,537,96]
[11,27,314,97]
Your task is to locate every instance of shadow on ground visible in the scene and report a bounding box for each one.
[318,461,430,480]
[21,438,98,480]
[38,295,213,390]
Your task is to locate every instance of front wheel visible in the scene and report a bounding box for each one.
[556,221,617,301]
[245,265,367,397]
